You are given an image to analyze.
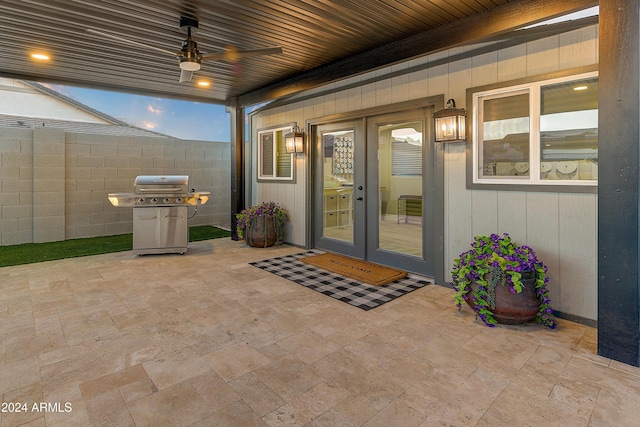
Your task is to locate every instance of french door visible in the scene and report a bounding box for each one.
[313,108,439,276]
[314,120,366,258]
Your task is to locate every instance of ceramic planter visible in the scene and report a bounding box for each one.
[245,215,282,247]
[466,269,541,325]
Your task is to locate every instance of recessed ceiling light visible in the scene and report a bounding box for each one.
[31,53,50,61]
[197,81,210,87]
[573,85,588,91]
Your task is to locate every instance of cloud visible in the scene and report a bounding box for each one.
[141,121,157,130]
[147,104,163,115]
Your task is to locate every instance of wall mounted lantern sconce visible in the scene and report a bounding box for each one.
[434,99,466,143]
[285,125,305,154]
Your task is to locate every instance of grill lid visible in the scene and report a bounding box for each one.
[133,175,189,194]
[109,175,209,207]
[134,175,188,186]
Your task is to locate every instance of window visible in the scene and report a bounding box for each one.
[472,71,598,188]
[257,125,294,181]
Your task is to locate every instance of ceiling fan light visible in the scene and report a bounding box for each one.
[179,60,201,71]
[31,52,50,61]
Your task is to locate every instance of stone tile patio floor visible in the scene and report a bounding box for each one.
[1,238,639,426]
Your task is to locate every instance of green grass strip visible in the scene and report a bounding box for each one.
[0,225,230,268]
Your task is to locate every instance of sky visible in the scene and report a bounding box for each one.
[48,84,232,142]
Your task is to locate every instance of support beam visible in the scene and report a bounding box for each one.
[228,99,245,240]
[598,0,640,366]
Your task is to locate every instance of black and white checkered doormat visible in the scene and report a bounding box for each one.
[249,250,432,310]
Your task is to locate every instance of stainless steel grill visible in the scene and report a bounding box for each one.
[108,175,210,255]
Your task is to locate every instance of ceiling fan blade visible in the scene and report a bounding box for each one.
[179,69,193,82]
[86,28,178,56]
[201,46,282,62]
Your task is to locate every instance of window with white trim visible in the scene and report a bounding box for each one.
[257,126,294,182]
[473,71,598,187]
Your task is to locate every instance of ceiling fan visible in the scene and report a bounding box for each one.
[87,16,283,83]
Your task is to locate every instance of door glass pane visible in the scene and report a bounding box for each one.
[377,122,423,257]
[540,77,598,180]
[321,130,354,243]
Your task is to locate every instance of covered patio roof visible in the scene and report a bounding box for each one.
[0,0,598,107]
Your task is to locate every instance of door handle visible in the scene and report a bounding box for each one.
[356,196,363,201]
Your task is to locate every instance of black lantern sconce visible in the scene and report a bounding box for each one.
[285,125,305,154]
[434,99,466,143]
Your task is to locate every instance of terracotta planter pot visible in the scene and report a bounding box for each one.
[245,215,281,248]
[467,270,540,325]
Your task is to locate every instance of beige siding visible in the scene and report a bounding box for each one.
[252,26,599,320]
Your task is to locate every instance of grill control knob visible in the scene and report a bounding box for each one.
[175,197,182,204]
[137,198,145,205]
[151,197,158,204]
[163,198,170,204]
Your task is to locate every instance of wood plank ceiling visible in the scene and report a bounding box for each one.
[0,0,598,107]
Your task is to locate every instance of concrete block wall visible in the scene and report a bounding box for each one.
[0,127,231,245]
[1,127,36,245]
[0,127,67,244]
[34,128,66,243]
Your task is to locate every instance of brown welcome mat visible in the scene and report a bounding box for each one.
[299,252,407,286]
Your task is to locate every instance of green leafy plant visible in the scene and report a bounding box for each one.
[236,201,289,244]
[450,233,556,328]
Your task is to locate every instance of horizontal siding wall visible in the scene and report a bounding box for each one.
[0,128,230,245]
[252,25,599,320]
[252,107,309,247]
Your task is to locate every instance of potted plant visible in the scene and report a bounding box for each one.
[236,201,289,247]
[450,233,556,329]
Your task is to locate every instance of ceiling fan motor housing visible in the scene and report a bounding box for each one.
[179,24,202,71]
[179,15,199,33]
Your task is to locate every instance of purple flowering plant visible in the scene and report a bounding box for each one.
[236,201,289,242]
[450,233,556,329]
